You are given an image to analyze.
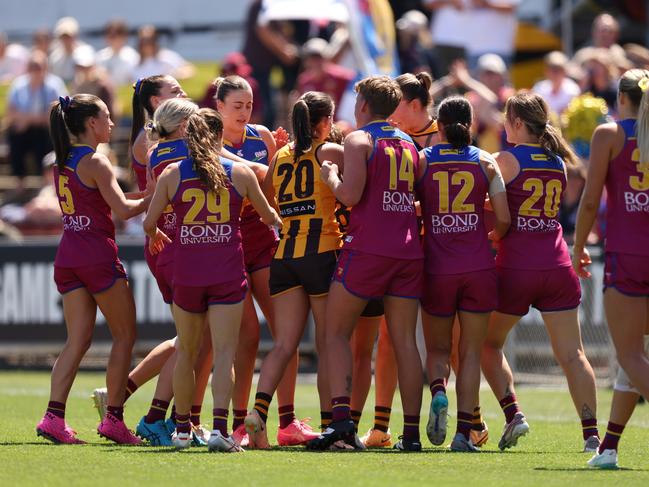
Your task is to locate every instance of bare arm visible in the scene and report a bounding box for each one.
[321,130,370,207]
[318,143,345,173]
[143,165,176,254]
[481,151,510,240]
[261,154,279,213]
[234,163,281,226]
[572,124,614,277]
[91,154,150,220]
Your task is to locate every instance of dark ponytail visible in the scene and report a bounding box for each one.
[437,96,472,149]
[505,92,577,165]
[130,75,167,148]
[395,71,432,108]
[49,94,102,170]
[291,91,334,163]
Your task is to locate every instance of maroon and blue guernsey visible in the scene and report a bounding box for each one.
[605,119,649,256]
[54,145,118,267]
[223,124,278,259]
[343,121,422,259]
[420,143,493,274]
[131,128,148,191]
[496,143,571,270]
[150,138,189,266]
[171,157,244,286]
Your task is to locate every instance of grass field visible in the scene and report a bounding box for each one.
[2,371,649,486]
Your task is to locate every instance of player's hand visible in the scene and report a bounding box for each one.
[149,228,171,255]
[272,126,290,149]
[270,209,283,229]
[320,160,339,182]
[572,246,592,279]
[488,229,501,250]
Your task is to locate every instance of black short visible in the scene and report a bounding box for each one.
[270,251,337,297]
[361,299,384,318]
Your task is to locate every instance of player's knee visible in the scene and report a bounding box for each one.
[66,334,93,355]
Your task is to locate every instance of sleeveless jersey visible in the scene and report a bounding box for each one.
[171,157,244,286]
[496,144,571,270]
[54,145,118,267]
[420,143,493,274]
[223,124,278,252]
[150,138,189,266]
[131,128,148,191]
[272,141,342,259]
[343,121,422,260]
[409,119,439,151]
[605,119,649,256]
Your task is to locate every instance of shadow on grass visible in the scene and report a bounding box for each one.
[0,441,115,447]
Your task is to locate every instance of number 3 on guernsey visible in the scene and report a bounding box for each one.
[58,175,75,215]
[385,147,414,191]
[519,178,562,218]
[182,188,230,224]
[630,148,649,191]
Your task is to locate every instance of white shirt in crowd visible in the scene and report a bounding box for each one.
[132,49,186,81]
[466,0,520,58]
[427,0,470,49]
[49,42,95,83]
[96,45,140,86]
[532,78,581,115]
[0,43,29,83]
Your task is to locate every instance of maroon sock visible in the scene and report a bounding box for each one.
[144,399,169,424]
[107,405,124,421]
[320,411,332,431]
[373,406,391,433]
[599,422,625,453]
[176,413,191,434]
[232,409,247,431]
[124,378,138,402]
[456,411,473,440]
[430,378,446,397]
[403,415,420,442]
[170,405,177,424]
[278,404,296,429]
[213,408,229,437]
[191,405,202,426]
[332,396,351,422]
[582,417,599,440]
[499,394,520,424]
[46,401,66,419]
[471,406,486,431]
[350,410,362,432]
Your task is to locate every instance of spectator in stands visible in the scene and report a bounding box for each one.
[578,48,619,114]
[0,32,29,83]
[199,52,263,123]
[242,0,301,127]
[294,38,354,116]
[96,19,139,86]
[573,13,626,66]
[132,25,195,81]
[466,53,514,153]
[532,51,581,116]
[465,0,519,70]
[424,0,468,78]
[72,49,115,116]
[31,29,52,55]
[395,10,435,75]
[625,43,649,69]
[6,51,66,188]
[48,17,95,84]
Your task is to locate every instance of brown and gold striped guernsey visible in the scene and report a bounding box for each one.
[272,141,342,259]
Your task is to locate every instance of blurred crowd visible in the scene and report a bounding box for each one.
[1,0,648,244]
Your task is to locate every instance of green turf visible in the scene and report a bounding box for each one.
[1,371,649,486]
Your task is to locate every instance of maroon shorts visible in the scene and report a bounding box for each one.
[244,240,278,274]
[173,277,248,313]
[421,268,497,317]
[54,260,127,295]
[333,250,423,300]
[154,261,174,304]
[144,239,158,276]
[604,252,649,296]
[497,265,581,316]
